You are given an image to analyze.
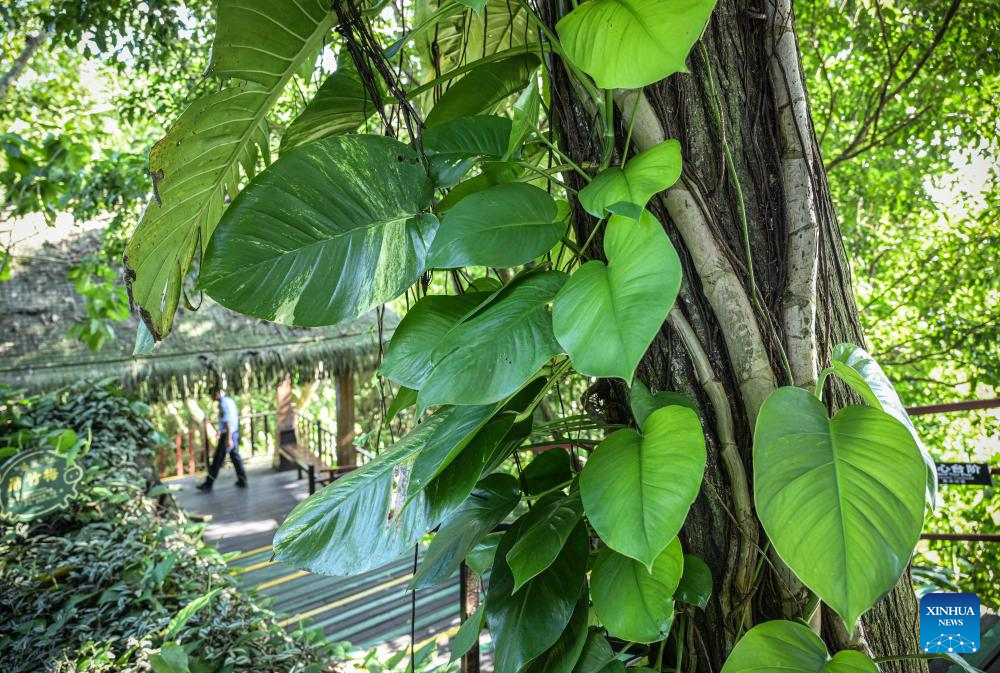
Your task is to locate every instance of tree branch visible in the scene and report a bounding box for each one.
[0,32,49,103]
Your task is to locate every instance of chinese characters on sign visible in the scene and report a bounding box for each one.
[935,462,993,486]
[0,449,83,522]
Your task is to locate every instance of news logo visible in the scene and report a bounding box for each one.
[920,592,980,654]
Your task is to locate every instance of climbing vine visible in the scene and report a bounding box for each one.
[124,0,946,670]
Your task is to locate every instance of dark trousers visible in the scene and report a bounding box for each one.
[207,431,247,483]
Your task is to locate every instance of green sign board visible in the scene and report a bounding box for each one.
[0,449,83,522]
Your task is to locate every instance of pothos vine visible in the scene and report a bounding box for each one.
[125,0,948,671]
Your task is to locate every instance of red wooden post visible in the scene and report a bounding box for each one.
[175,435,183,476]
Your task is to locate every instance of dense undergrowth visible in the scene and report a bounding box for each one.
[0,382,336,673]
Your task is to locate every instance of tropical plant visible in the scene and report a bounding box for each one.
[122,0,989,671]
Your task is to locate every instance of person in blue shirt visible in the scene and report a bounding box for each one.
[197,386,248,491]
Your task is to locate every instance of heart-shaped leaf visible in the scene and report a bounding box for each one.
[556,0,717,89]
[591,538,683,643]
[426,53,540,128]
[427,182,562,268]
[419,270,567,407]
[413,473,520,589]
[381,292,490,390]
[630,380,698,430]
[675,553,713,609]
[553,212,681,381]
[753,386,926,631]
[486,518,589,673]
[408,404,503,497]
[450,604,487,662]
[829,343,937,508]
[506,81,541,159]
[423,115,512,187]
[581,405,705,569]
[507,490,584,591]
[202,134,437,326]
[578,140,682,219]
[523,448,573,495]
[721,620,878,673]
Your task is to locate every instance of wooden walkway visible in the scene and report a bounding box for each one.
[169,458,467,657]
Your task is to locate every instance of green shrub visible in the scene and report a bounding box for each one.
[0,382,337,673]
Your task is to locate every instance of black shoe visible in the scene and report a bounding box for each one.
[235,480,248,488]
[196,481,213,492]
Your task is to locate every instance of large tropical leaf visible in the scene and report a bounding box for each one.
[425,53,541,128]
[280,52,382,152]
[506,490,583,591]
[428,183,562,268]
[556,0,717,89]
[675,553,713,609]
[273,406,485,575]
[486,519,589,673]
[578,140,683,219]
[590,538,683,643]
[829,343,938,508]
[521,593,590,673]
[418,270,567,407]
[581,405,705,569]
[201,134,438,326]
[753,386,926,630]
[422,115,512,187]
[412,472,520,589]
[571,631,626,673]
[380,292,491,390]
[125,0,336,338]
[553,212,681,381]
[721,621,878,673]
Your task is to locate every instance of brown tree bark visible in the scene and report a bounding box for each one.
[0,33,49,103]
[539,0,927,670]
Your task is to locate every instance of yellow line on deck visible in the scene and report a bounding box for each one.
[230,545,273,562]
[238,558,276,573]
[417,623,461,650]
[279,573,413,626]
[257,570,310,591]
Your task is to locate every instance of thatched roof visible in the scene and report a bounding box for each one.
[0,217,397,401]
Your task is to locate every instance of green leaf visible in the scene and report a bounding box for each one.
[506,81,541,160]
[133,321,155,356]
[675,554,713,609]
[455,0,488,12]
[486,519,589,673]
[753,386,926,631]
[150,644,190,673]
[426,53,541,128]
[572,631,626,673]
[721,620,878,673]
[506,490,583,591]
[164,588,222,639]
[521,592,590,673]
[466,532,503,575]
[125,0,335,338]
[418,270,567,407]
[523,449,573,495]
[274,406,484,575]
[581,405,705,569]
[829,343,937,508]
[420,412,517,522]
[552,212,681,381]
[423,115,512,187]
[591,538,683,643]
[381,292,491,390]
[413,473,520,589]
[450,604,487,662]
[386,386,418,424]
[201,134,438,326]
[281,52,382,152]
[407,404,499,495]
[630,380,698,430]
[556,0,717,89]
[578,140,682,219]
[427,183,562,268]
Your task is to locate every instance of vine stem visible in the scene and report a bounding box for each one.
[530,129,590,180]
[668,308,757,636]
[673,611,685,672]
[698,42,795,386]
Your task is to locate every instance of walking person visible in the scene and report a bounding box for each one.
[197,386,248,491]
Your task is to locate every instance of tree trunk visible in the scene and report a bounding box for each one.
[540,0,926,670]
[0,33,48,103]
